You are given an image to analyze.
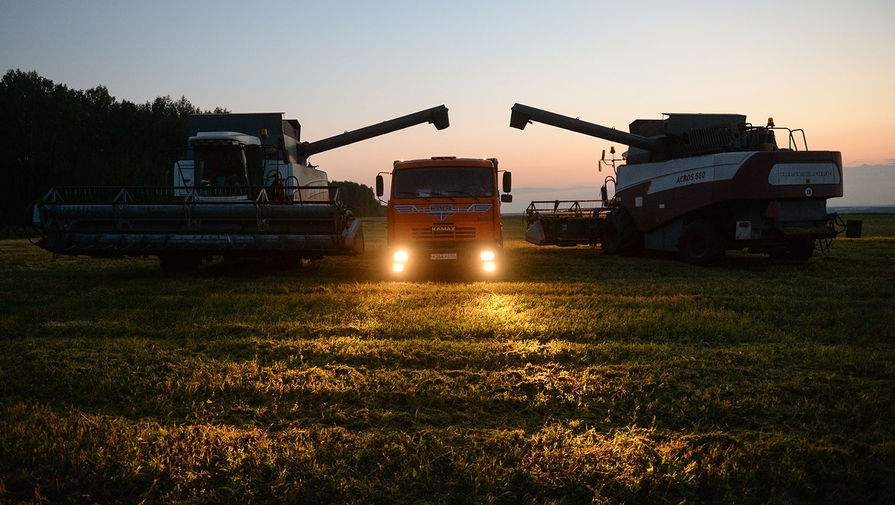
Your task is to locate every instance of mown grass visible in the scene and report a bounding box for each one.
[1,215,893,504]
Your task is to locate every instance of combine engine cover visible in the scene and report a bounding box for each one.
[617,150,842,229]
[615,146,842,257]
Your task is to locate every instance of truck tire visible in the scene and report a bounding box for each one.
[159,254,201,272]
[678,219,724,265]
[601,209,642,256]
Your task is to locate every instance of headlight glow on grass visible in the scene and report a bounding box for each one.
[483,261,496,272]
[480,251,495,261]
[393,250,409,262]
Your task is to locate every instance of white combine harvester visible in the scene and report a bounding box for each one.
[33,107,449,270]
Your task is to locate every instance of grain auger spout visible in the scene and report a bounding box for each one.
[510,103,665,155]
[299,105,449,159]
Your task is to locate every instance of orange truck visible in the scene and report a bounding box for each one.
[376,157,512,274]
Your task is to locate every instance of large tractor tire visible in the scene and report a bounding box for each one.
[678,219,724,266]
[601,209,643,256]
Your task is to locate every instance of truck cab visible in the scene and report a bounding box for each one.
[377,157,512,274]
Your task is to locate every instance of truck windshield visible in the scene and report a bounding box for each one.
[393,166,494,198]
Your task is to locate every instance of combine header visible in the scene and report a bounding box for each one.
[33,106,450,270]
[510,103,845,264]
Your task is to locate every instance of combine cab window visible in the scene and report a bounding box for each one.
[393,166,494,198]
[195,145,249,187]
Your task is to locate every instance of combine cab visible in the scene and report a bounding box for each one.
[33,106,450,270]
[511,103,846,264]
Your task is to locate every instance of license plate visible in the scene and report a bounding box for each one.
[430,253,457,260]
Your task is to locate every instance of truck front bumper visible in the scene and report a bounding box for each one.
[389,242,501,274]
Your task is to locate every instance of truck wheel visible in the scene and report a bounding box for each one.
[678,219,723,265]
[601,209,642,256]
[159,254,201,272]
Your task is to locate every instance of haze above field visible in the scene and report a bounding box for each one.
[2,0,893,211]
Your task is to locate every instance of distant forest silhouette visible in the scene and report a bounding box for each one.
[332,180,386,218]
[0,69,383,225]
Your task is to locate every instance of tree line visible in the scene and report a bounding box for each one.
[0,69,383,225]
[332,180,386,217]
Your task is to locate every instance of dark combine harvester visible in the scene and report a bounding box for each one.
[33,106,450,270]
[511,103,846,264]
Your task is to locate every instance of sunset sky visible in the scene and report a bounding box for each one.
[2,0,893,210]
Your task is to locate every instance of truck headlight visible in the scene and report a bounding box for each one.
[393,263,405,272]
[483,261,496,272]
[480,251,495,261]
[393,250,408,262]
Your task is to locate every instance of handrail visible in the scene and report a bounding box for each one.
[749,125,809,151]
[526,199,605,217]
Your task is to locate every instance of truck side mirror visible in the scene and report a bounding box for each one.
[375,175,384,197]
[501,194,513,203]
[502,171,512,193]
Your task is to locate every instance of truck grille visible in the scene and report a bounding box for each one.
[411,226,476,240]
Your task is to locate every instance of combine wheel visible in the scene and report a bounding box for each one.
[678,219,724,265]
[601,209,643,256]
[783,237,815,260]
[767,246,787,260]
[159,254,201,272]
[767,237,814,261]
[272,255,307,269]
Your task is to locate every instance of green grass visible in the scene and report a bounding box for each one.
[840,213,895,237]
[1,216,893,504]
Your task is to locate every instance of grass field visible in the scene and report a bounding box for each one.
[1,215,893,503]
